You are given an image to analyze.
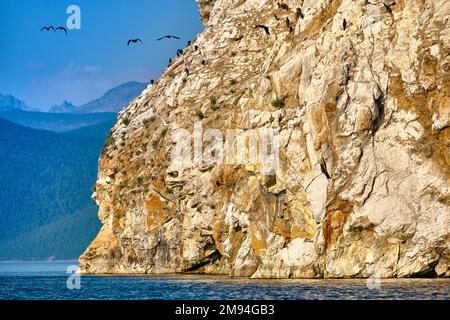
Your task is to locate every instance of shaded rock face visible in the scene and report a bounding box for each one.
[80,0,450,278]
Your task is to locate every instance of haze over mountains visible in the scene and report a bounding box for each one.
[0,81,146,260]
[1,81,147,114]
[0,93,37,112]
[71,81,147,114]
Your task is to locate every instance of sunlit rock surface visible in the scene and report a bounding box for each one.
[80,0,449,278]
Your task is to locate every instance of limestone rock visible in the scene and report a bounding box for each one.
[80,0,450,278]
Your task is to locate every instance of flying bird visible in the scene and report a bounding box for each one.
[127,39,142,46]
[255,25,270,36]
[54,26,67,36]
[40,26,54,32]
[157,35,181,41]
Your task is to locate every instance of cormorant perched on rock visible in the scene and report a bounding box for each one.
[185,68,189,74]
[195,45,199,51]
[187,40,192,46]
[319,158,331,180]
[177,49,183,57]
[384,3,393,13]
[169,58,172,64]
[255,24,270,36]
[278,2,289,10]
[150,80,154,84]
[343,19,347,31]
[296,8,304,19]
[201,60,206,65]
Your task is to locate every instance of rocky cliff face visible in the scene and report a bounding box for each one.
[80,0,450,278]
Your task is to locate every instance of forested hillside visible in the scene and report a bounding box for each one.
[0,117,113,259]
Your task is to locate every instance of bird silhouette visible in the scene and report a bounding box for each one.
[150,80,155,84]
[278,2,289,10]
[54,26,67,36]
[319,159,331,180]
[195,45,199,51]
[157,35,181,41]
[177,49,183,57]
[40,26,54,32]
[343,19,347,31]
[296,8,304,19]
[187,40,192,46]
[201,60,206,65]
[169,58,172,64]
[127,39,142,46]
[185,68,189,74]
[286,17,291,28]
[255,25,270,35]
[384,3,393,13]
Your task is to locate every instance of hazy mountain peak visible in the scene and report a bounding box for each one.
[76,81,148,113]
[49,100,78,113]
[0,93,37,112]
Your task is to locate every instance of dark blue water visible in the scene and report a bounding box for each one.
[0,262,448,300]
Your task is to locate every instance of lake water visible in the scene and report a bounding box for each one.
[0,261,448,300]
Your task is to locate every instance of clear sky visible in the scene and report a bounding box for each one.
[0,0,203,110]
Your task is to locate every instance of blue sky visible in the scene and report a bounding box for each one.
[0,0,203,110]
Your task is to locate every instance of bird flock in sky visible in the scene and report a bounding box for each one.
[40,25,68,36]
[40,23,196,85]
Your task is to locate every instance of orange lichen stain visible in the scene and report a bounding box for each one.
[249,224,266,257]
[145,194,173,231]
[323,198,353,250]
[212,165,248,192]
[311,105,330,150]
[290,225,310,239]
[389,72,450,180]
[300,0,342,40]
[272,209,292,239]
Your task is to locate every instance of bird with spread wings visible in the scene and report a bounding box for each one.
[40,26,54,32]
[156,35,181,41]
[127,39,143,46]
[54,26,67,36]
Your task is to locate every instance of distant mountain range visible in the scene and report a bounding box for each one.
[0,110,117,132]
[0,80,146,260]
[1,81,147,114]
[74,81,148,113]
[49,100,77,113]
[0,93,38,112]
